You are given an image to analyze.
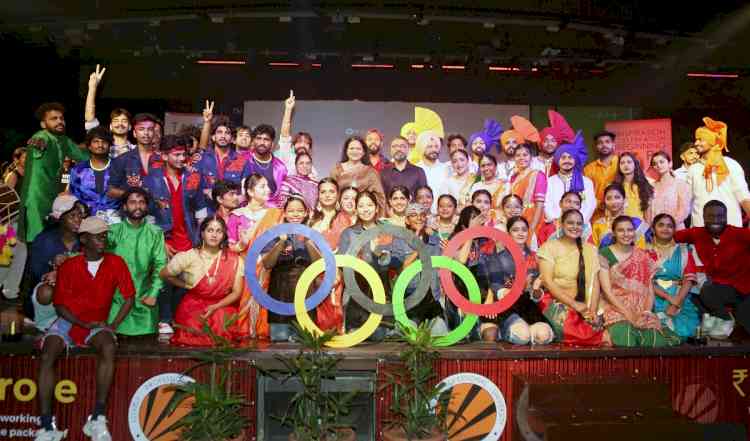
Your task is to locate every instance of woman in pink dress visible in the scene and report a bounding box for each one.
[648,151,691,229]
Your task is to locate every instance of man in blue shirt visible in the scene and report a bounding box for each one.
[70,127,120,223]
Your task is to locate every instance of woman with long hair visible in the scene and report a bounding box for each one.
[649,213,700,340]
[649,151,690,229]
[479,216,554,345]
[275,152,319,210]
[162,216,244,346]
[228,173,283,340]
[430,194,458,242]
[330,136,386,214]
[591,183,650,249]
[439,149,477,210]
[537,209,606,346]
[414,185,434,215]
[598,216,681,347]
[614,152,653,220]
[509,143,547,233]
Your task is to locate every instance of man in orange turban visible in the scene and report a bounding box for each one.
[686,117,750,227]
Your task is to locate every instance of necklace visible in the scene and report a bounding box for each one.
[652,240,675,260]
[90,159,111,172]
[201,249,222,284]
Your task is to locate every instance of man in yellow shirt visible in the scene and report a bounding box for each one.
[584,130,619,220]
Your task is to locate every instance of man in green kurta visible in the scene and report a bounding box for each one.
[107,187,167,335]
[19,102,89,243]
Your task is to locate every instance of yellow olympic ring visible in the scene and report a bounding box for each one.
[294,254,386,348]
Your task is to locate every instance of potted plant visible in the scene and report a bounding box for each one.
[265,321,357,441]
[381,321,451,441]
[166,316,250,441]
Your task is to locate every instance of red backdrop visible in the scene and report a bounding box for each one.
[605,118,673,168]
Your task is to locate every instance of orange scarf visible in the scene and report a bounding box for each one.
[695,117,729,192]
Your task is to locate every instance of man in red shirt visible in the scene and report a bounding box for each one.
[674,199,750,339]
[35,217,135,441]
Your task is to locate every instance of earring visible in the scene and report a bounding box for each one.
[335,202,341,211]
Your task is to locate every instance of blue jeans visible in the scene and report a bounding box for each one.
[158,283,186,323]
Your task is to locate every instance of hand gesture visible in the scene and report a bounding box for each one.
[469,213,487,228]
[284,90,295,111]
[279,234,288,243]
[203,100,215,124]
[142,296,157,307]
[201,304,218,320]
[666,304,680,317]
[88,64,106,89]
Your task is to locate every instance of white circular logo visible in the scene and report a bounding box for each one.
[434,373,507,441]
[128,373,195,441]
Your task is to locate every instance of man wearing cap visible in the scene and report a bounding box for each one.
[35,217,135,441]
[19,102,89,244]
[106,187,167,336]
[70,127,120,224]
[143,134,207,334]
[107,113,162,200]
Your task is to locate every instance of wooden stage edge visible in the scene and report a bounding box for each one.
[2,336,750,362]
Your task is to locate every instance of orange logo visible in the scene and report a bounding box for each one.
[434,373,506,441]
[128,374,195,441]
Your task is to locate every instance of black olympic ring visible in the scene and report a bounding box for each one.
[343,223,434,316]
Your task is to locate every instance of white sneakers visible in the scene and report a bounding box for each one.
[34,428,67,441]
[701,313,735,339]
[158,322,175,334]
[82,415,112,441]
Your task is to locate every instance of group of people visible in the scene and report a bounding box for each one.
[8,67,750,441]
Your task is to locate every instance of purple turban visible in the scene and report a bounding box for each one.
[553,130,588,193]
[468,119,503,154]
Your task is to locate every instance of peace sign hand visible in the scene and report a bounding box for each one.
[88,64,106,89]
[284,90,295,110]
[203,100,215,123]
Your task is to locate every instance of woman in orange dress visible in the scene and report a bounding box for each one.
[227,174,282,340]
[509,144,547,234]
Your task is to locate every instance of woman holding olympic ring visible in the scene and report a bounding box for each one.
[537,209,607,346]
[338,191,402,334]
[228,173,283,340]
[478,216,553,345]
[260,196,323,341]
[309,178,354,333]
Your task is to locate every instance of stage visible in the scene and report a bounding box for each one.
[2,333,750,440]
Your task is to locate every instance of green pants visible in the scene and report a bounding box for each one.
[607,321,682,347]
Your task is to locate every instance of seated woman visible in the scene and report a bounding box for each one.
[275,152,318,210]
[395,203,449,334]
[469,154,506,209]
[495,194,524,232]
[537,209,606,346]
[261,196,322,341]
[650,213,699,340]
[592,183,651,249]
[429,194,458,242]
[598,216,681,347]
[161,216,244,346]
[414,185,434,215]
[382,186,410,227]
[479,216,554,345]
[538,191,593,246]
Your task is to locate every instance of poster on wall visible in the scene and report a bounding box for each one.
[604,118,672,168]
[164,112,204,136]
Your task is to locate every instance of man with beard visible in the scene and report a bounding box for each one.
[70,127,120,224]
[366,128,389,172]
[106,187,167,336]
[211,179,241,223]
[415,131,449,211]
[83,64,136,158]
[583,130,619,219]
[20,103,89,243]
[380,136,427,197]
[675,200,750,339]
[543,132,596,223]
[196,111,251,189]
[686,117,750,228]
[143,135,207,334]
[674,142,700,182]
[107,113,162,199]
[248,124,288,207]
[35,217,134,441]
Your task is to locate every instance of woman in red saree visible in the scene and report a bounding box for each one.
[509,144,547,235]
[161,216,244,346]
[309,178,356,332]
[228,174,283,340]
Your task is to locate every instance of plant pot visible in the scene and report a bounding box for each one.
[382,427,446,441]
[289,427,356,441]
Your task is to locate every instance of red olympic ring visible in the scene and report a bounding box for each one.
[440,226,527,316]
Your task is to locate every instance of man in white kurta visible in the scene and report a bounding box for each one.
[545,173,597,223]
[687,156,750,227]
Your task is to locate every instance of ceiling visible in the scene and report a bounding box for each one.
[2,1,750,76]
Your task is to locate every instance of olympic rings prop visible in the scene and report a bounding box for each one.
[440,226,527,317]
[343,223,434,316]
[294,255,385,348]
[392,256,481,346]
[244,223,336,316]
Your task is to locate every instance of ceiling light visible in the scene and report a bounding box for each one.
[483,22,495,29]
[347,16,360,24]
[279,16,292,23]
[546,24,560,33]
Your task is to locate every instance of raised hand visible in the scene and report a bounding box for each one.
[88,64,106,89]
[284,90,295,111]
[203,100,215,123]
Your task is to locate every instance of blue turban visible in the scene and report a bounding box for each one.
[468,119,503,154]
[553,130,588,193]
